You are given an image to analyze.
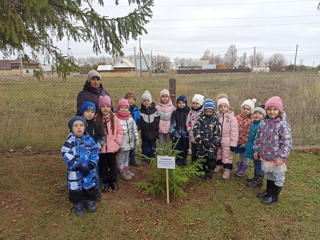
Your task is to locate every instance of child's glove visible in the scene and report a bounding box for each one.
[240,144,246,148]
[230,146,236,152]
[80,163,95,177]
[135,140,140,147]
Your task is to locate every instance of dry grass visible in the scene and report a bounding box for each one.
[0,72,319,151]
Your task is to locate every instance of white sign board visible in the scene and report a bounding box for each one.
[157,156,176,169]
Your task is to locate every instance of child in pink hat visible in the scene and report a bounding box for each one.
[254,96,292,205]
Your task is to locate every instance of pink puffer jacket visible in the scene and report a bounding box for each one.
[156,100,176,134]
[100,114,124,153]
[216,111,239,163]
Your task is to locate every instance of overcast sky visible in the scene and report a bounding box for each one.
[49,0,320,66]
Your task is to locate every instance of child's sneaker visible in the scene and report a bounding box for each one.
[120,171,132,180]
[222,169,231,180]
[74,202,84,216]
[125,168,135,177]
[84,200,97,212]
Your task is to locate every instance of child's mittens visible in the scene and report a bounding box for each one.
[230,146,236,152]
[240,144,246,148]
[80,163,95,177]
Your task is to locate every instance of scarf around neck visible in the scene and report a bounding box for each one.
[117,110,130,120]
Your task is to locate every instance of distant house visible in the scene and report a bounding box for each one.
[97,65,113,72]
[113,58,135,72]
[0,58,39,75]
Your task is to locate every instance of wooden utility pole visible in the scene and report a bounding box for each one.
[294,44,298,71]
[139,38,142,77]
[169,79,176,106]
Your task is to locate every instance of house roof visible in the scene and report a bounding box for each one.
[0,60,12,70]
[97,65,113,71]
[113,58,135,68]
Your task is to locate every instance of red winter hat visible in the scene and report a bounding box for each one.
[117,98,129,109]
[99,95,111,109]
[265,96,283,113]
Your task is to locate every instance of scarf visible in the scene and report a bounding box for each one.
[116,111,130,120]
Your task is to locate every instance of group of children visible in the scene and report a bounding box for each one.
[62,88,292,216]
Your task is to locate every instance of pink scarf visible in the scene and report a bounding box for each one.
[116,111,130,120]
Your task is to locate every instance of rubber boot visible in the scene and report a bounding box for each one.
[257,179,274,198]
[110,179,119,191]
[247,169,257,182]
[247,174,264,188]
[222,169,231,180]
[237,164,249,177]
[129,159,139,167]
[101,181,109,193]
[233,161,242,174]
[205,171,213,180]
[94,189,101,202]
[214,160,223,173]
[262,185,282,205]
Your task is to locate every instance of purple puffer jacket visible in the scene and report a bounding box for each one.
[76,80,110,115]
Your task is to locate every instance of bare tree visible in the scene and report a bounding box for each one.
[200,50,214,64]
[212,54,224,64]
[267,53,287,70]
[224,44,238,69]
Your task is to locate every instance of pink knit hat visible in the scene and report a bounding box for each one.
[160,89,170,98]
[217,98,230,108]
[265,96,283,113]
[99,95,111,109]
[117,98,129,109]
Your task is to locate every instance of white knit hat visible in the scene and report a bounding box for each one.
[192,94,204,106]
[141,90,152,103]
[241,98,257,113]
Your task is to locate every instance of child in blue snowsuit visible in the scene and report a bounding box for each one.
[61,116,100,216]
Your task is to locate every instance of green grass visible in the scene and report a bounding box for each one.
[0,151,319,239]
[0,72,320,151]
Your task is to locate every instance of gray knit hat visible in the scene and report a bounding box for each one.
[141,90,152,103]
[253,105,266,117]
[87,70,101,82]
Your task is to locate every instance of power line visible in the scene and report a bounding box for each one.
[147,22,320,29]
[150,15,320,22]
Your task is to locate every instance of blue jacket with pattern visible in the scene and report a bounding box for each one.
[61,132,99,191]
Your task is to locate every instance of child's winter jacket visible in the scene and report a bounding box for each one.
[156,99,176,134]
[193,114,222,149]
[129,104,141,125]
[244,119,263,160]
[169,106,190,139]
[139,103,160,141]
[186,107,203,143]
[61,132,99,191]
[236,113,253,145]
[253,117,292,162]
[85,119,105,150]
[100,114,124,153]
[119,117,139,151]
[216,111,239,162]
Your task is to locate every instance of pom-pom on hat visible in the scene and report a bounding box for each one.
[87,70,101,82]
[99,95,111,109]
[192,94,204,106]
[125,91,137,101]
[141,90,152,103]
[253,105,266,117]
[117,98,129,109]
[160,89,170,98]
[203,98,215,111]
[217,98,230,108]
[217,93,228,100]
[241,98,257,113]
[68,116,86,132]
[265,96,283,113]
[177,95,188,109]
[81,101,96,115]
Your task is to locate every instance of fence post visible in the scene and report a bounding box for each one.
[169,79,176,106]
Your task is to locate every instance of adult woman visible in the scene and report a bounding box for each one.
[76,70,111,115]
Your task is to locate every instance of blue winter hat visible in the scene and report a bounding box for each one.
[68,116,86,132]
[81,101,96,115]
[177,95,188,109]
[203,98,215,111]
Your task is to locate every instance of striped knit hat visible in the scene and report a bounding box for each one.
[203,98,215,111]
